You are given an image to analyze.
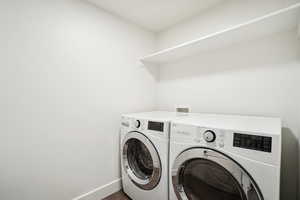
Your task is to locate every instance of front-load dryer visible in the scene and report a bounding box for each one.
[169,113,281,200]
[120,111,179,200]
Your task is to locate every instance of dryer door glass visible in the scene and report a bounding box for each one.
[122,131,161,190]
[172,148,262,200]
[180,159,245,200]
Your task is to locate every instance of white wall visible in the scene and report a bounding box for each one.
[155,1,300,200]
[0,1,156,200]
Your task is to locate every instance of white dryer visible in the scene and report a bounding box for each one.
[169,114,281,200]
[120,111,178,200]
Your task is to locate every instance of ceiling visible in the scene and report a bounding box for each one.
[87,0,225,32]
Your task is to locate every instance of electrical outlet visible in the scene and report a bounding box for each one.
[298,21,300,38]
[175,105,191,114]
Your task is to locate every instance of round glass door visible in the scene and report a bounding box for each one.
[180,159,245,200]
[127,138,154,179]
[172,148,262,200]
[122,131,161,190]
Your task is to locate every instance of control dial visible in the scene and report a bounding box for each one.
[134,120,141,128]
[203,130,216,143]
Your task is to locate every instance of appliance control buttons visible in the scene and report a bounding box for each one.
[219,141,225,148]
[134,120,141,128]
[219,132,225,147]
[203,130,216,143]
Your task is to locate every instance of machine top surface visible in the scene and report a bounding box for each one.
[122,111,180,122]
[172,113,281,135]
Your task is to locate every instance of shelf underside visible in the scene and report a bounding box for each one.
[141,4,300,65]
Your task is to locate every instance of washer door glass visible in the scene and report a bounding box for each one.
[127,138,153,179]
[180,159,245,200]
[123,131,161,190]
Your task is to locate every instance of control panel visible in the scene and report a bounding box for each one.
[233,133,272,152]
[128,118,166,133]
[123,117,169,139]
[171,123,279,166]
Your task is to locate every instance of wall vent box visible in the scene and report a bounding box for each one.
[175,106,191,115]
[298,21,300,37]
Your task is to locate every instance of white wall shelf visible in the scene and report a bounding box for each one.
[140,3,300,65]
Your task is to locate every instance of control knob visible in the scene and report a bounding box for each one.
[203,130,216,143]
[134,120,141,128]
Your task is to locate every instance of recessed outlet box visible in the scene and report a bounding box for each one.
[298,21,300,37]
[175,106,191,114]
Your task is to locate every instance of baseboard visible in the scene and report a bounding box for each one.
[72,178,122,200]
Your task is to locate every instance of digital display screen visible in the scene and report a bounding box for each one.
[233,133,272,152]
[148,121,164,132]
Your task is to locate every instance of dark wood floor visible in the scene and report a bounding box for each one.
[102,191,131,200]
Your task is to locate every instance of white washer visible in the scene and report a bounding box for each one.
[120,111,179,200]
[169,113,281,200]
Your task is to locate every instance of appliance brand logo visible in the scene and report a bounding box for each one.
[176,130,190,136]
[121,122,129,127]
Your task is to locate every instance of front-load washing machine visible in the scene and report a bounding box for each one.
[120,111,179,200]
[169,113,281,200]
